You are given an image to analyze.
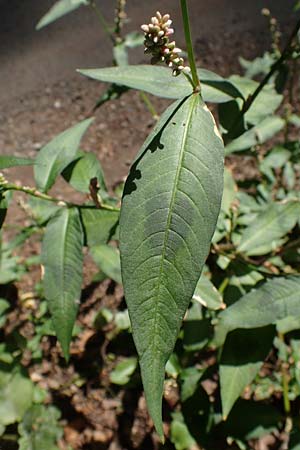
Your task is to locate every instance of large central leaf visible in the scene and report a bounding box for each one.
[120,94,224,436]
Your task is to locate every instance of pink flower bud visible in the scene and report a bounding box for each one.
[166,28,174,36]
[163,14,170,22]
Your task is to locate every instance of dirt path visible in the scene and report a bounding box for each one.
[0,0,293,103]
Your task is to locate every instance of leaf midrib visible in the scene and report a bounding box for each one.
[57,209,70,317]
[149,94,198,360]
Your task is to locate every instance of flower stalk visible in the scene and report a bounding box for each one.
[180,0,201,92]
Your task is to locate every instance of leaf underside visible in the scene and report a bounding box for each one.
[34,118,93,193]
[120,94,224,436]
[78,65,242,103]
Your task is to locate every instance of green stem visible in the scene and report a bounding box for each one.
[139,92,159,121]
[180,0,200,92]
[89,0,115,43]
[2,183,120,212]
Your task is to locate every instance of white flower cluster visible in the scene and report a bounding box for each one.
[141,11,191,76]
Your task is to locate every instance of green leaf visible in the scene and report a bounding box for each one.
[124,31,144,48]
[62,151,106,193]
[78,65,242,103]
[221,167,237,215]
[214,276,300,346]
[276,315,300,334]
[229,75,283,125]
[225,116,285,154]
[36,0,88,29]
[170,412,196,450]
[42,208,84,359]
[0,156,34,169]
[113,43,129,67]
[18,404,63,450]
[109,357,137,385]
[90,244,122,284]
[289,114,300,127]
[239,53,274,79]
[81,208,119,247]
[193,273,225,310]
[0,365,33,426]
[183,301,211,352]
[120,94,224,436]
[238,200,300,256]
[34,118,93,193]
[27,197,60,225]
[220,326,275,419]
[0,192,10,230]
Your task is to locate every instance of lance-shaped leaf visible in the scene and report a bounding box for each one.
[238,200,300,256]
[36,0,88,30]
[34,118,93,193]
[78,66,242,103]
[62,151,107,194]
[214,276,300,347]
[225,116,284,155]
[220,326,275,419]
[42,208,84,358]
[120,94,224,437]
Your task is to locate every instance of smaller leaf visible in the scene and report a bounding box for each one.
[36,0,88,29]
[110,357,137,385]
[90,245,122,284]
[225,116,285,154]
[113,43,129,67]
[238,200,300,256]
[229,75,283,125]
[34,118,93,192]
[124,31,144,48]
[81,208,119,247]
[214,276,300,346]
[220,326,275,419]
[221,167,237,215]
[276,316,300,334]
[18,404,63,450]
[62,151,106,193]
[0,365,34,426]
[42,208,84,358]
[0,156,34,169]
[193,274,225,310]
[261,146,291,171]
[27,197,60,225]
[289,114,300,127]
[170,412,196,450]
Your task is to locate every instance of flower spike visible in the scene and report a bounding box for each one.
[141,11,190,76]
